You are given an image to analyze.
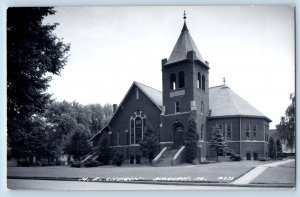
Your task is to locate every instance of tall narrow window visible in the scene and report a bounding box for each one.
[130,119,134,144]
[246,123,250,140]
[253,123,257,140]
[129,111,147,144]
[216,124,224,137]
[135,117,142,143]
[201,101,204,114]
[170,73,176,90]
[200,124,204,140]
[117,131,120,146]
[136,88,139,99]
[197,72,201,89]
[201,75,205,91]
[175,101,180,113]
[178,71,185,88]
[226,123,232,140]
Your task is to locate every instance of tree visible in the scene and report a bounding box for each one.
[209,126,228,162]
[96,138,111,165]
[7,7,70,158]
[276,138,283,158]
[268,137,276,159]
[102,103,113,126]
[276,93,295,153]
[269,137,276,159]
[87,104,103,136]
[185,113,198,163]
[64,125,92,161]
[139,123,160,163]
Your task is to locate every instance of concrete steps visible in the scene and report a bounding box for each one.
[156,149,178,167]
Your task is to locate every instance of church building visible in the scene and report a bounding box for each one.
[90,13,271,165]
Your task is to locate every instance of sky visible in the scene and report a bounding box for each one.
[44,6,295,129]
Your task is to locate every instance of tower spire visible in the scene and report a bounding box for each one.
[182,10,188,31]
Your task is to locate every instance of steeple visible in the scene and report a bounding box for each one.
[165,11,205,65]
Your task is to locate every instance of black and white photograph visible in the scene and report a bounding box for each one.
[6,6,295,190]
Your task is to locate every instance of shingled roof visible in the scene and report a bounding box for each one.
[209,85,270,120]
[135,82,162,109]
[137,83,269,120]
[165,21,205,65]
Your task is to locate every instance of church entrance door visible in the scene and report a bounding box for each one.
[173,124,185,149]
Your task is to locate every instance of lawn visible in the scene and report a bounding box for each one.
[7,160,269,183]
[251,161,295,185]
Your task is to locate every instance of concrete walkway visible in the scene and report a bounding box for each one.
[231,159,294,185]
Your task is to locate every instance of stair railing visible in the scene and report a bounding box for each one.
[152,147,168,166]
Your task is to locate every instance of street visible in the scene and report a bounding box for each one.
[7,179,267,190]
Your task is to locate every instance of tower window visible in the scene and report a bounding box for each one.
[175,101,180,113]
[200,124,204,140]
[201,75,205,91]
[170,73,176,90]
[178,71,185,88]
[197,72,201,89]
[201,101,204,114]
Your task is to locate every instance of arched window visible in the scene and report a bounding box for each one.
[200,124,204,140]
[201,101,204,114]
[197,72,201,89]
[201,75,205,91]
[129,111,147,144]
[170,73,176,90]
[178,71,185,88]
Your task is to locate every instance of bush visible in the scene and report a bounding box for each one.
[258,157,271,162]
[70,160,81,168]
[83,160,100,167]
[229,152,242,161]
[55,160,63,166]
[112,152,124,166]
[17,160,31,167]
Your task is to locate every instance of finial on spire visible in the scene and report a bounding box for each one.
[223,77,226,85]
[182,10,188,31]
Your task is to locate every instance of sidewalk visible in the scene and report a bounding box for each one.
[231,159,294,185]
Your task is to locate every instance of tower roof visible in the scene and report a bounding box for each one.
[165,18,205,65]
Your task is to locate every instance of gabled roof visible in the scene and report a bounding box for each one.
[209,85,270,121]
[135,82,162,110]
[165,21,205,65]
[90,81,162,141]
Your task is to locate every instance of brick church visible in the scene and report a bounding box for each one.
[90,13,271,165]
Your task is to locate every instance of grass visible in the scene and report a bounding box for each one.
[251,161,295,185]
[7,160,262,183]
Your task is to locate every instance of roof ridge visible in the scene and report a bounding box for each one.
[134,81,162,93]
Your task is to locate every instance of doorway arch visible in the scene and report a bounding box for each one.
[172,122,185,149]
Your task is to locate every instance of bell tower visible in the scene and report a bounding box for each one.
[160,12,210,150]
